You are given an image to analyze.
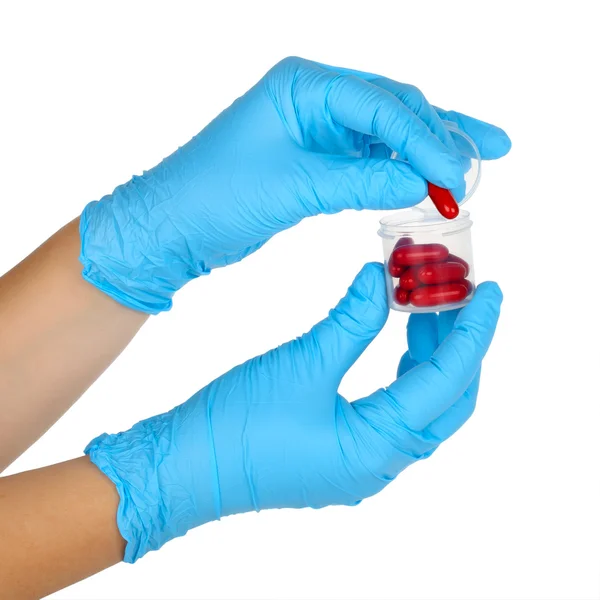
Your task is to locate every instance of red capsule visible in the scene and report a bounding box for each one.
[388,261,405,278]
[428,182,459,220]
[417,261,467,285]
[394,286,410,305]
[410,282,469,308]
[392,243,449,267]
[399,267,421,290]
[447,253,470,277]
[388,237,414,277]
[463,279,474,294]
[393,237,414,250]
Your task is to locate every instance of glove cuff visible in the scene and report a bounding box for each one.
[79,194,210,314]
[85,404,221,562]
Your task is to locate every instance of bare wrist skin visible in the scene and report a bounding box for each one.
[0,218,147,471]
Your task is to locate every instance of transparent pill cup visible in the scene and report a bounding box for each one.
[379,209,475,312]
[379,123,481,313]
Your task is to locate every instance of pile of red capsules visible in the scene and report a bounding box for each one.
[388,237,472,308]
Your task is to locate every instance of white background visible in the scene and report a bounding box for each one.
[1,1,599,599]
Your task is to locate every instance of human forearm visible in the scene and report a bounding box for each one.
[0,456,124,599]
[0,219,147,471]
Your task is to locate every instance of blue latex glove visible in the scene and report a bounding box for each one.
[86,263,503,562]
[80,57,511,313]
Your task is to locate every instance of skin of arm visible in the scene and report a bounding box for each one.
[0,219,148,471]
[0,456,124,599]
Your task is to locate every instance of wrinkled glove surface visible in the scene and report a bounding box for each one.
[86,263,503,562]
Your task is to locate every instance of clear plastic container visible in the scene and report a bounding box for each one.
[379,123,481,313]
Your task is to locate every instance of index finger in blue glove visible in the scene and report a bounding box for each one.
[397,313,438,379]
[435,108,512,160]
[397,307,483,445]
[407,313,439,364]
[314,61,511,162]
[392,282,502,431]
[438,308,460,344]
[323,74,463,188]
[314,61,452,147]
[364,77,457,152]
[358,282,502,437]
[396,309,456,378]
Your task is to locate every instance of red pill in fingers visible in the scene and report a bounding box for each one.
[409,282,469,308]
[394,286,410,305]
[417,261,467,285]
[428,182,459,220]
[447,253,470,277]
[399,267,420,290]
[392,243,449,267]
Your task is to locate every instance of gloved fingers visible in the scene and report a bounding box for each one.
[387,282,502,431]
[398,310,459,378]
[313,61,510,163]
[351,387,440,460]
[437,308,460,344]
[312,60,383,81]
[308,154,427,213]
[307,262,389,381]
[397,310,456,378]
[425,371,481,443]
[366,76,457,151]
[450,177,468,205]
[367,143,393,159]
[407,313,439,363]
[315,62,453,150]
[354,282,502,435]
[324,74,463,189]
[397,351,417,378]
[434,108,512,160]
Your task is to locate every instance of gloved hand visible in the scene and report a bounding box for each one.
[80,56,511,313]
[86,263,503,562]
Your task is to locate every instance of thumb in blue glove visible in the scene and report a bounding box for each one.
[86,263,503,562]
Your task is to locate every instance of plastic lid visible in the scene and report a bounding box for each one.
[390,121,481,209]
